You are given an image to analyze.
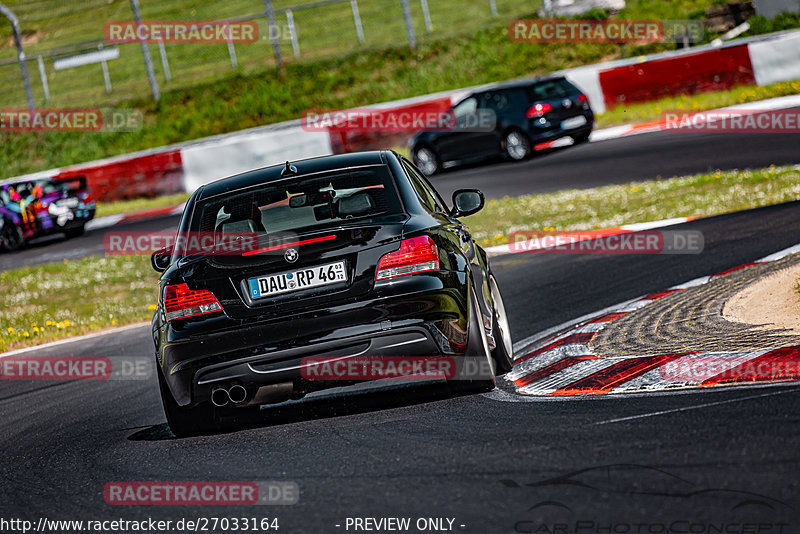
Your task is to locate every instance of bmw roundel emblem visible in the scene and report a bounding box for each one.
[284,248,299,263]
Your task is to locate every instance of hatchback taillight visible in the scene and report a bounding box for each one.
[526,103,552,118]
[163,283,223,321]
[577,94,588,103]
[376,236,439,281]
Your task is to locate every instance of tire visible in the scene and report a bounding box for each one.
[0,223,25,252]
[504,130,532,161]
[449,283,496,394]
[64,225,85,239]
[488,275,514,375]
[572,131,591,144]
[158,370,217,438]
[413,146,440,176]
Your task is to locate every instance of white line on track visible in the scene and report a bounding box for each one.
[0,322,150,357]
[593,386,800,425]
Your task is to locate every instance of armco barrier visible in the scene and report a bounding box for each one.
[749,32,800,86]
[55,149,184,202]
[4,30,799,202]
[180,126,332,192]
[598,45,755,109]
[326,96,455,154]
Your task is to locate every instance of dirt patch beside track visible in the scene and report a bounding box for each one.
[724,262,800,336]
[590,254,800,358]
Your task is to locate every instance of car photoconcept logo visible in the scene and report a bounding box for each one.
[562,98,573,109]
[284,248,299,263]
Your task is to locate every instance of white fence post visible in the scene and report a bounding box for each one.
[158,39,171,82]
[420,0,432,31]
[286,9,300,58]
[37,55,49,101]
[350,0,365,44]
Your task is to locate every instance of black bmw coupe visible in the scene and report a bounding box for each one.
[151,151,513,436]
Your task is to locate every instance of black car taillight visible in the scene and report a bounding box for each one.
[526,103,552,118]
[163,283,223,321]
[375,236,439,281]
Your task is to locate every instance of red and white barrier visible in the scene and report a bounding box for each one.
[3,30,799,202]
[180,126,332,192]
[504,242,800,396]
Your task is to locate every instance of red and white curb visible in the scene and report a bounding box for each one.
[484,216,695,256]
[588,93,800,143]
[492,242,800,398]
[86,203,185,231]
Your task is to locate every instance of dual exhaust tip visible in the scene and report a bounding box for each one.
[211,384,247,407]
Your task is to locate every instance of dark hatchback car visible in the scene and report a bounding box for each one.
[0,176,96,251]
[410,76,594,175]
[151,151,514,436]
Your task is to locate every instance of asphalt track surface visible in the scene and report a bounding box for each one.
[2,201,800,532]
[2,124,799,271]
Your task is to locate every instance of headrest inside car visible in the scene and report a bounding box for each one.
[338,193,375,218]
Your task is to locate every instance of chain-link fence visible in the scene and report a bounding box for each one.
[0,0,539,109]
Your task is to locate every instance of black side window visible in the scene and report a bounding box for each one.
[479,91,511,113]
[402,160,446,213]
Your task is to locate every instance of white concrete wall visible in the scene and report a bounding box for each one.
[181,127,332,192]
[749,32,800,86]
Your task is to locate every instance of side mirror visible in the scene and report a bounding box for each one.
[450,189,485,218]
[151,246,172,273]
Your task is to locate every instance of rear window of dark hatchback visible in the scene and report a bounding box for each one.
[526,79,579,101]
[191,165,404,239]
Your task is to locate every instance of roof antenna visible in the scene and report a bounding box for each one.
[281,161,298,177]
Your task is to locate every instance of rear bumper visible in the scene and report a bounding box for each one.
[157,278,471,407]
[187,326,445,407]
[527,119,594,144]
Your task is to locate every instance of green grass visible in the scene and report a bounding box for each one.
[3,164,800,351]
[0,0,545,109]
[0,0,732,180]
[463,164,800,246]
[0,255,157,352]
[596,79,800,128]
[0,0,733,110]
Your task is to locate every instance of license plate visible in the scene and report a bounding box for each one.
[562,116,587,129]
[247,261,347,299]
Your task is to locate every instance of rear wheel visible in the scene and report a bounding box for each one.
[0,223,25,252]
[413,146,440,176]
[572,131,591,144]
[158,370,217,438]
[449,283,496,394]
[504,130,531,161]
[489,275,514,374]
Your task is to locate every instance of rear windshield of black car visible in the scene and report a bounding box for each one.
[526,79,579,101]
[185,165,403,255]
